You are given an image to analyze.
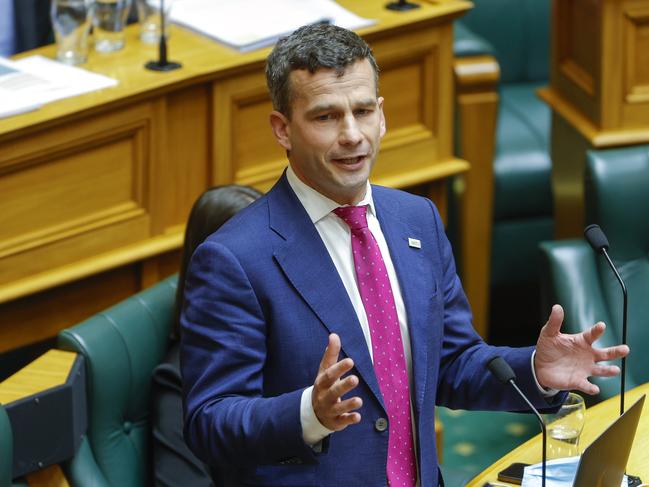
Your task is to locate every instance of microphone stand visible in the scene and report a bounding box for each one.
[488,356,546,487]
[508,379,546,487]
[386,0,420,11]
[145,0,181,72]
[600,247,628,416]
[584,224,628,416]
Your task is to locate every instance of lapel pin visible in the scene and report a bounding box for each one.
[408,238,421,249]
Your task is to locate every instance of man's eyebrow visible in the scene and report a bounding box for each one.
[305,98,377,117]
[305,103,338,117]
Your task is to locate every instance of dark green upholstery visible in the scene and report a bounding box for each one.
[58,276,177,487]
[540,145,649,403]
[0,405,11,487]
[454,0,553,333]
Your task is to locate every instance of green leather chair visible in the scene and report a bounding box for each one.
[0,405,11,487]
[58,275,177,487]
[454,0,553,339]
[540,145,649,403]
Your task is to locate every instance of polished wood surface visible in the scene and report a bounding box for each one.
[467,383,649,486]
[453,54,500,339]
[24,465,70,487]
[0,350,75,487]
[0,349,76,404]
[0,0,471,353]
[541,0,649,238]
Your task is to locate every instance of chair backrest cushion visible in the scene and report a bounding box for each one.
[585,146,649,387]
[541,145,649,402]
[459,0,551,83]
[58,276,177,487]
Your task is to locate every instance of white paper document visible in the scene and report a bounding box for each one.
[170,0,376,52]
[0,56,117,119]
[522,457,629,487]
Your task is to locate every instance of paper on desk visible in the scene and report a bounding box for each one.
[0,56,117,119]
[522,456,628,487]
[170,0,375,52]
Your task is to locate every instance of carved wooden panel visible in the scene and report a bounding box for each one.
[0,104,155,285]
[555,0,601,123]
[622,5,649,126]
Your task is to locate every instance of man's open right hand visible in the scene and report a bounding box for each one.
[312,333,363,431]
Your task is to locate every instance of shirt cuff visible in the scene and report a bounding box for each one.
[531,350,560,398]
[300,386,334,447]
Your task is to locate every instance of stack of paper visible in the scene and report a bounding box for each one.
[0,56,117,119]
[170,0,375,52]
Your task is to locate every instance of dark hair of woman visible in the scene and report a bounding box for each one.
[171,185,263,341]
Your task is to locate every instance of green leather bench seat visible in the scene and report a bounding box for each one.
[58,276,177,487]
[491,82,553,287]
[454,0,554,337]
[540,145,649,403]
[494,83,552,220]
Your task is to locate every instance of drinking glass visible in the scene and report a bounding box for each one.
[93,0,132,52]
[51,0,94,65]
[136,0,174,44]
[544,392,586,459]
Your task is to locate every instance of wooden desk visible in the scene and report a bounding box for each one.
[538,0,649,238]
[0,0,471,352]
[467,383,649,486]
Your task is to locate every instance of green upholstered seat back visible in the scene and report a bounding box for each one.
[585,146,649,388]
[541,145,649,402]
[459,0,550,83]
[0,404,12,487]
[58,276,177,487]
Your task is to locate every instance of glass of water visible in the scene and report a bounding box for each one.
[51,0,94,65]
[93,0,132,52]
[544,392,586,459]
[136,0,174,44]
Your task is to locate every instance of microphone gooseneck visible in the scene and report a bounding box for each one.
[584,224,628,416]
[487,356,546,487]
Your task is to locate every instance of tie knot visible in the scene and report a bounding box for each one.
[334,205,368,230]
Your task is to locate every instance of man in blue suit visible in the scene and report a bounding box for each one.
[181,24,628,486]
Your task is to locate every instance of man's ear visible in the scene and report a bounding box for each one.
[269,110,292,151]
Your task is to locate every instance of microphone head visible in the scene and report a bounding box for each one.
[487,356,516,384]
[584,224,610,253]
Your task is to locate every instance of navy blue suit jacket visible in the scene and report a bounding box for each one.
[181,174,562,486]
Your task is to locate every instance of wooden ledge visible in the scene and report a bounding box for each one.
[538,87,649,147]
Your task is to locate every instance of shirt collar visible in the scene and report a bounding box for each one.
[286,165,376,224]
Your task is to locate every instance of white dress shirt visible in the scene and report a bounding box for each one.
[286,166,555,447]
[286,166,415,445]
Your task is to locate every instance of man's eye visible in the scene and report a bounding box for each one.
[355,109,371,116]
[315,114,332,121]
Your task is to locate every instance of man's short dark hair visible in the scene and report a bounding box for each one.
[266,23,379,118]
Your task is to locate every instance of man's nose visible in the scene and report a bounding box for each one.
[339,116,363,146]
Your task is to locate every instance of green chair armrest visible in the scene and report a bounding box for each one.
[539,240,620,402]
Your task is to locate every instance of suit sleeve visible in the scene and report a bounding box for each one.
[426,200,566,411]
[180,240,318,468]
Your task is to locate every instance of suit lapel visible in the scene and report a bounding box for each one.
[268,176,385,408]
[374,192,433,416]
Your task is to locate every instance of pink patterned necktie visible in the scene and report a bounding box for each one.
[334,205,417,487]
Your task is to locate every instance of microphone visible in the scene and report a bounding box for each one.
[584,224,627,416]
[487,356,546,487]
[145,0,182,72]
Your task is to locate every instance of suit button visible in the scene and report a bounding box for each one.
[375,417,388,432]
